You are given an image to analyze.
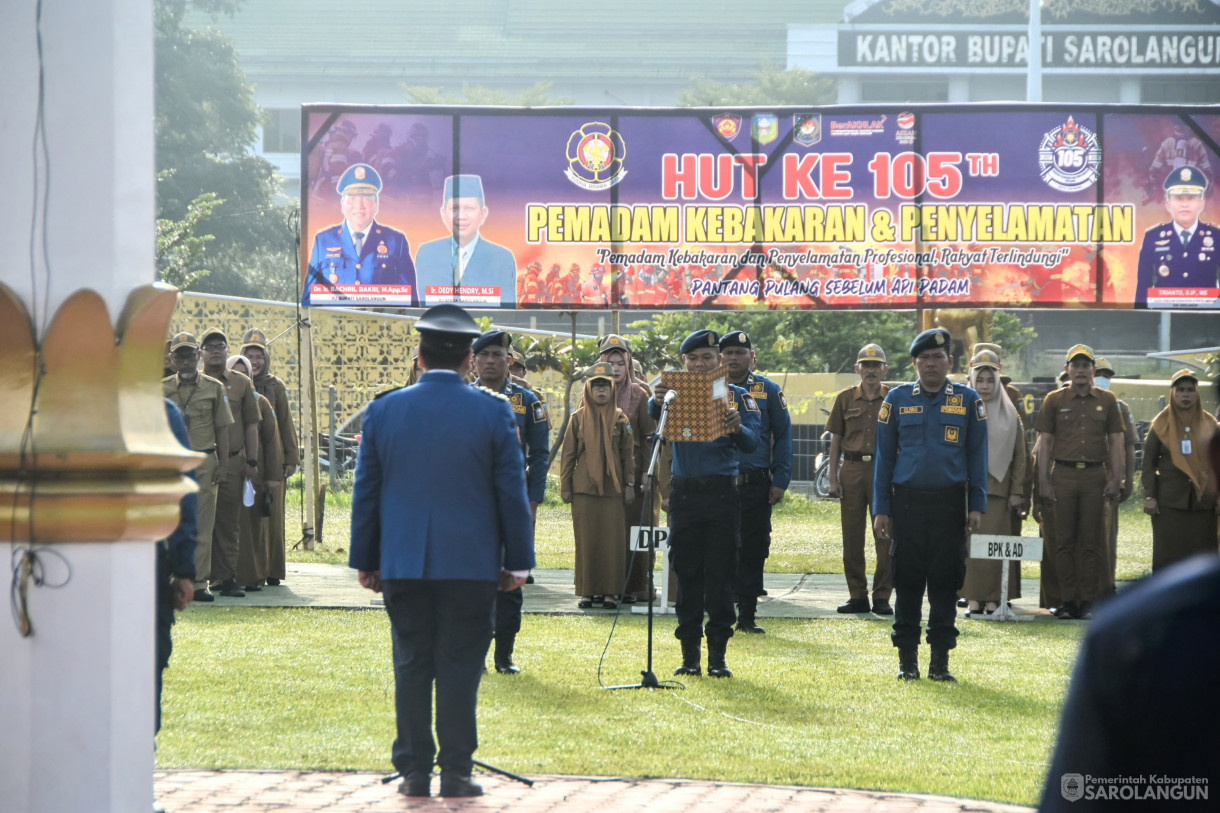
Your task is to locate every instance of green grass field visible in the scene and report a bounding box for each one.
[171,479,1165,805]
[158,609,1080,806]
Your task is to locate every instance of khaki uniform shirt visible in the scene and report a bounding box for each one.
[163,372,234,451]
[826,383,890,455]
[1035,386,1123,463]
[215,368,262,454]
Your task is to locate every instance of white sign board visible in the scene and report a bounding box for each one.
[969,534,1043,561]
[630,526,670,552]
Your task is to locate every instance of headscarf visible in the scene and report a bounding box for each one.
[226,354,253,378]
[970,363,1019,484]
[576,372,622,496]
[1150,379,1218,500]
[600,345,644,418]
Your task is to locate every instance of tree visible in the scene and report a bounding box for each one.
[155,172,219,291]
[401,82,575,107]
[679,65,837,108]
[155,0,294,297]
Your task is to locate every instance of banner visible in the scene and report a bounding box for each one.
[299,104,1220,311]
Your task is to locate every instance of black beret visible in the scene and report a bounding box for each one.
[909,328,951,357]
[718,331,752,350]
[473,330,513,355]
[680,329,721,355]
[415,304,480,338]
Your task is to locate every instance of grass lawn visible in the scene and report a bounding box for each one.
[287,477,1157,582]
[158,609,1081,806]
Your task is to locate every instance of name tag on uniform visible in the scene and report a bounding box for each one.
[1182,439,1192,455]
[899,405,923,415]
[940,405,966,415]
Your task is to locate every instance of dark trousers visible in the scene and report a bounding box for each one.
[383,579,497,776]
[155,543,174,735]
[889,485,966,651]
[734,476,772,599]
[494,587,523,638]
[668,477,739,642]
[210,453,244,585]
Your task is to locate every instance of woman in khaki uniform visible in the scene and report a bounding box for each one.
[962,349,1028,614]
[227,355,284,590]
[1141,369,1218,570]
[561,362,635,608]
[598,335,652,601]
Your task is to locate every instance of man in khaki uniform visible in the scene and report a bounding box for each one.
[827,343,892,615]
[163,332,234,603]
[1035,344,1124,620]
[1093,357,1137,595]
[200,328,262,598]
[240,328,301,586]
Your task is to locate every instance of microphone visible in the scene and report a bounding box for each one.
[662,389,678,406]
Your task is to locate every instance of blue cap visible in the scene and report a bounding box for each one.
[337,163,382,196]
[680,329,721,355]
[1164,165,1208,195]
[473,330,513,355]
[443,174,485,205]
[415,304,480,338]
[909,328,951,357]
[718,331,752,350]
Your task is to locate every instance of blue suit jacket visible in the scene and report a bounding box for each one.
[304,219,417,305]
[415,236,517,306]
[1135,220,1219,305]
[349,370,534,582]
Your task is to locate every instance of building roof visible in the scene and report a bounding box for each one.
[191,0,847,85]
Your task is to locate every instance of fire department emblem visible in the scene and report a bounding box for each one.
[712,114,742,142]
[1038,116,1101,193]
[565,122,627,191]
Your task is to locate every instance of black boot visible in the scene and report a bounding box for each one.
[674,638,701,676]
[897,646,920,680]
[735,596,765,634]
[707,636,732,678]
[928,647,956,682]
[493,634,521,674]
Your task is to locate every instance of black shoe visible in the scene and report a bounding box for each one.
[398,771,431,797]
[494,659,521,674]
[957,597,968,608]
[872,600,894,615]
[266,578,281,586]
[735,596,764,633]
[735,619,765,633]
[218,578,245,598]
[897,647,920,680]
[192,588,214,603]
[438,774,483,798]
[674,639,702,676]
[493,634,520,673]
[244,585,262,592]
[1053,602,1078,619]
[1078,600,1094,620]
[837,598,871,614]
[707,637,732,678]
[928,648,957,682]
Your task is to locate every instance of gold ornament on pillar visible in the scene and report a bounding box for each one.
[0,283,201,543]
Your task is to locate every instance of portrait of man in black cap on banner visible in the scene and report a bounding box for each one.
[414,174,518,307]
[1136,164,1219,308]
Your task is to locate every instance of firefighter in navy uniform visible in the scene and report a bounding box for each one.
[650,330,761,678]
[471,330,549,674]
[873,328,987,682]
[717,331,792,634]
[1135,165,1219,305]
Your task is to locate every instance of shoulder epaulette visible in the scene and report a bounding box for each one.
[374,385,405,400]
[477,385,510,402]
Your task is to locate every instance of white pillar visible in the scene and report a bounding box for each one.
[0,2,166,812]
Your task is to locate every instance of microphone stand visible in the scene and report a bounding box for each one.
[604,393,680,691]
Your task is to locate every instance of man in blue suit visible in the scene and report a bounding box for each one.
[304,162,417,307]
[415,175,517,307]
[1135,165,1219,307]
[350,304,533,799]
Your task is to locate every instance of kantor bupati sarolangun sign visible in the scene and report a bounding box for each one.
[299,104,1220,311]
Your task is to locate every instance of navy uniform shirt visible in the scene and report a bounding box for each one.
[872,379,988,516]
[474,378,550,504]
[649,384,761,478]
[1135,219,1219,304]
[735,372,793,489]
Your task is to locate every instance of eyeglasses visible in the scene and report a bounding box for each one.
[202,343,227,351]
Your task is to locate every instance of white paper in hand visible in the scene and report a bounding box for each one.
[243,477,256,507]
